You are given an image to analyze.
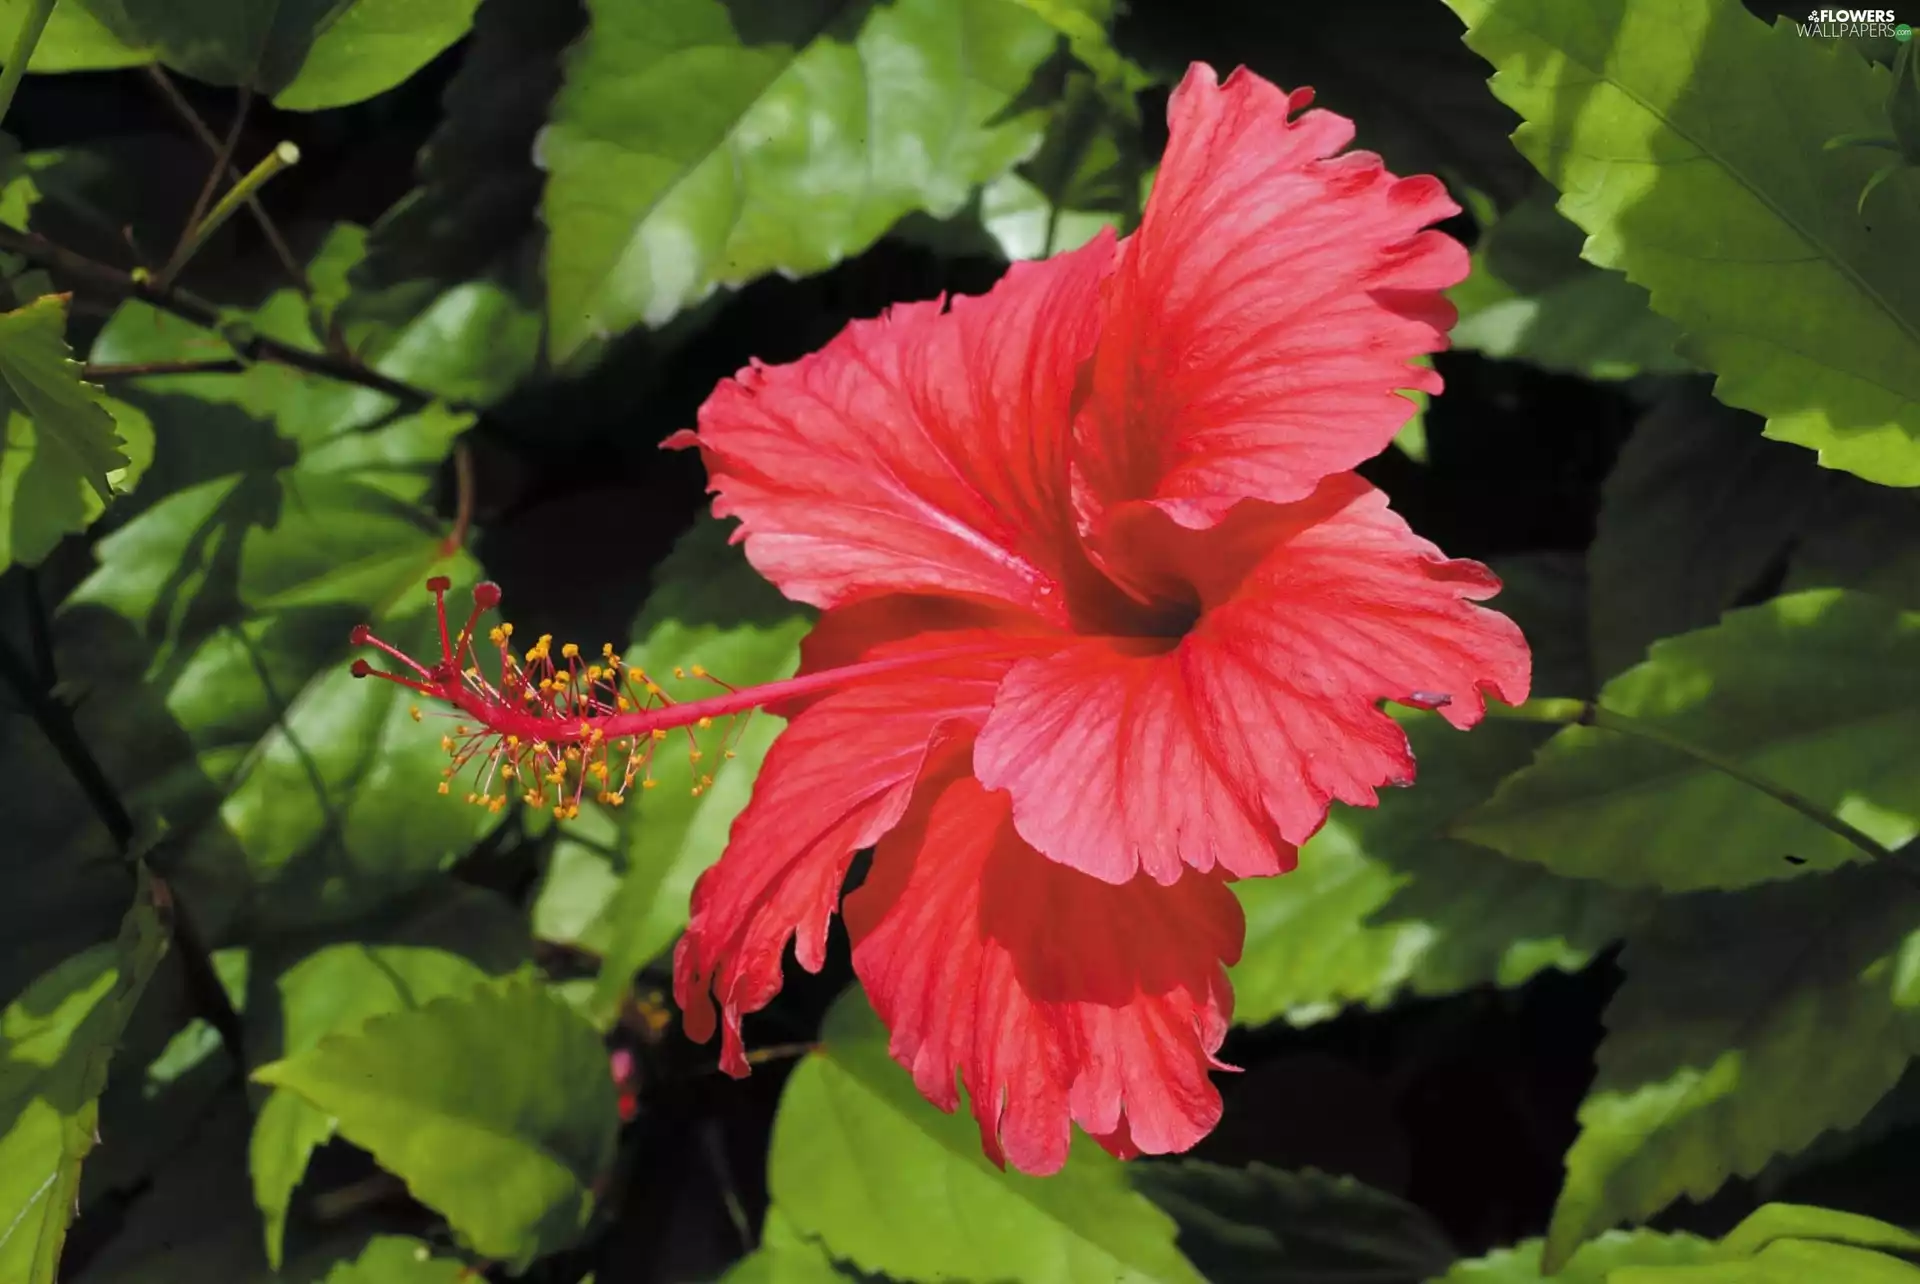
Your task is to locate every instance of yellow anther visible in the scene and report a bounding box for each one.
[673,667,686,679]
[697,716,712,729]
[553,805,567,819]
[723,749,737,760]
[587,665,602,681]
[506,735,520,747]
[441,736,455,751]
[562,642,580,659]
[689,749,703,762]
[437,782,450,795]
[410,705,423,722]
[489,796,505,813]
[564,805,580,820]
[455,725,470,736]
[502,765,517,780]
[642,778,658,790]
[610,793,626,807]
[645,682,663,696]
[651,729,667,741]
[488,626,507,646]
[465,793,478,804]
[690,665,707,678]
[616,695,631,711]
[700,774,714,788]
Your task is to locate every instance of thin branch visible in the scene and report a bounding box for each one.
[0,634,247,1069]
[145,66,311,298]
[165,85,251,288]
[85,357,249,379]
[443,442,475,555]
[21,569,55,686]
[0,223,436,406]
[162,141,301,289]
[1488,698,1895,863]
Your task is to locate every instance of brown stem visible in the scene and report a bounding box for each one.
[0,223,435,406]
[163,85,250,288]
[86,358,248,379]
[443,441,475,555]
[145,66,310,298]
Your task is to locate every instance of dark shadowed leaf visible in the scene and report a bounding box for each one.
[1131,1161,1456,1284]
[1588,389,1818,679]
[1232,715,1646,1028]
[1542,865,1920,1267]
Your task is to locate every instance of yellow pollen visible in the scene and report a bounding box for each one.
[642,779,658,790]
[690,665,707,678]
[673,667,686,679]
[410,705,423,722]
[617,695,631,711]
[489,797,505,813]
[697,716,712,729]
[645,682,663,697]
[724,749,737,760]
[587,665,602,681]
[562,642,580,659]
[437,782,450,795]
[440,736,454,751]
[651,729,667,742]
[689,749,703,762]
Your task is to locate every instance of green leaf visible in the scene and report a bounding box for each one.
[1129,1161,1456,1284]
[0,0,145,70]
[1588,389,1820,679]
[68,0,483,108]
[316,1235,472,1284]
[1448,188,1688,380]
[0,295,138,571]
[247,884,529,1268]
[1443,0,1920,487]
[1542,864,1920,1268]
[60,227,525,940]
[1435,1231,1717,1284]
[1717,1203,1920,1259]
[770,989,1206,1284]
[1456,590,1920,891]
[1615,1240,1920,1284]
[1231,715,1646,1027]
[0,873,167,1284]
[528,516,810,1025]
[255,973,619,1270]
[540,0,1068,361]
[347,0,579,331]
[721,1210,865,1284]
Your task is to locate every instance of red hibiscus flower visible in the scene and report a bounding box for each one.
[352,63,1529,1175]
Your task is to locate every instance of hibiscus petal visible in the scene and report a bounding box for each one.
[1076,63,1468,527]
[673,646,1008,1074]
[675,232,1115,620]
[845,768,1240,1175]
[975,477,1532,883]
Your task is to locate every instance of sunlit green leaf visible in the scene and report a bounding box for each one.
[1436,1231,1716,1284]
[316,1235,471,1284]
[0,874,167,1284]
[0,0,145,70]
[1457,590,1920,890]
[1444,0,1920,486]
[1614,1240,1920,1284]
[770,990,1205,1284]
[540,0,1071,361]
[255,973,618,1271]
[1543,866,1920,1268]
[721,1210,864,1284]
[1232,715,1646,1028]
[246,884,528,1268]
[0,295,138,571]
